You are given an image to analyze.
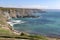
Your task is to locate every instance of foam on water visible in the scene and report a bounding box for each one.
[7,19,25,26]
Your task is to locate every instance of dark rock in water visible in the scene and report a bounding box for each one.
[21,15,40,18]
[16,14,39,18]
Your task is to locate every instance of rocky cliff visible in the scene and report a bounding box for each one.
[0,7,45,18]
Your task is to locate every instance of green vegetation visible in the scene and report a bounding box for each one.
[0,28,48,40]
[0,14,7,25]
[0,28,12,35]
[0,21,6,25]
[0,38,15,40]
[28,34,48,40]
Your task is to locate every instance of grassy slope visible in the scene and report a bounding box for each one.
[0,28,48,40]
[0,28,14,35]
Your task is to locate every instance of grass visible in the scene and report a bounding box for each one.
[0,21,6,25]
[0,38,15,40]
[0,27,48,40]
[28,34,48,40]
[0,13,7,25]
[0,28,13,35]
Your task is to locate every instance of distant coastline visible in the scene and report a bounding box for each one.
[0,7,45,18]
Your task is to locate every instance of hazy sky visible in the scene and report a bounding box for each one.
[0,0,60,9]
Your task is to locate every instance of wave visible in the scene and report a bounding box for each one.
[7,20,25,26]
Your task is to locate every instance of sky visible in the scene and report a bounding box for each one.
[0,0,60,9]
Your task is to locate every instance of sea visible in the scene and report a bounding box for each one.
[12,9,60,38]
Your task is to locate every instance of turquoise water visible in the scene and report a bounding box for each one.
[13,10,60,37]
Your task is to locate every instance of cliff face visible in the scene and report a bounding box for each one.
[0,7,45,18]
